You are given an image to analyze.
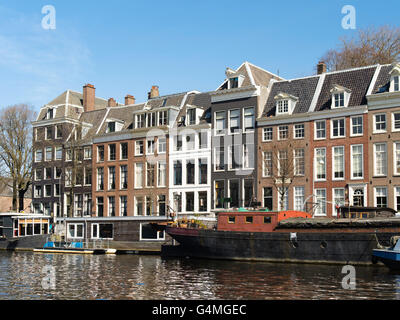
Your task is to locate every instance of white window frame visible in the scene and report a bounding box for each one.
[262,127,273,142]
[215,111,226,136]
[350,115,363,137]
[135,140,144,156]
[373,113,387,133]
[314,188,327,216]
[331,118,345,138]
[374,142,387,177]
[67,223,84,239]
[294,124,305,139]
[314,120,326,140]
[332,146,345,181]
[393,112,400,132]
[293,186,305,211]
[315,147,326,181]
[243,107,255,132]
[394,142,400,176]
[228,109,241,134]
[350,144,364,180]
[374,186,388,208]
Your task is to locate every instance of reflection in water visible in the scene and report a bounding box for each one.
[0,252,399,299]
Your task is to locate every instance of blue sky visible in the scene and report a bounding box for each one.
[0,0,399,113]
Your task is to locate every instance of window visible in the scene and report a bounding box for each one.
[135,141,144,156]
[333,188,345,215]
[109,144,116,161]
[158,161,166,187]
[199,192,207,212]
[263,187,273,211]
[229,109,240,133]
[46,108,54,119]
[331,118,345,138]
[107,121,116,133]
[85,167,92,185]
[244,179,254,207]
[65,168,72,187]
[333,92,345,108]
[158,110,168,126]
[229,77,239,89]
[135,197,144,215]
[245,216,253,224]
[84,147,92,160]
[215,146,225,171]
[277,100,289,114]
[278,150,288,176]
[199,159,208,184]
[55,125,62,139]
[146,112,156,127]
[173,160,182,186]
[34,185,41,198]
[315,148,326,180]
[374,114,386,132]
[136,113,145,128]
[186,134,195,151]
[393,113,400,131]
[294,124,305,139]
[120,165,128,189]
[35,149,43,162]
[45,147,52,161]
[108,167,116,190]
[45,127,52,140]
[108,196,115,217]
[263,127,273,141]
[35,168,43,181]
[244,107,255,132]
[278,125,288,140]
[375,187,387,208]
[351,116,363,136]
[97,197,104,217]
[374,143,387,176]
[315,120,326,139]
[55,167,62,179]
[45,185,52,197]
[97,146,104,162]
[351,145,363,179]
[44,167,52,180]
[228,216,235,224]
[394,76,400,92]
[174,135,182,151]
[186,192,194,212]
[158,195,166,216]
[140,223,165,240]
[135,163,143,188]
[294,187,305,211]
[120,143,128,160]
[97,167,104,190]
[83,194,91,216]
[215,180,225,209]
[54,184,60,197]
[199,131,208,149]
[262,151,273,177]
[315,189,327,216]
[395,142,400,175]
[187,108,196,125]
[120,196,127,216]
[294,149,305,176]
[243,144,254,169]
[395,187,400,212]
[229,145,241,170]
[146,163,155,187]
[186,160,195,184]
[158,137,166,154]
[353,188,364,207]
[67,224,83,239]
[333,146,344,179]
[229,180,240,208]
[55,147,62,160]
[146,138,155,155]
[215,111,226,135]
[145,196,153,216]
[74,194,83,216]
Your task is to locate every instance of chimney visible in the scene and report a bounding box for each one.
[108,98,117,107]
[317,61,327,75]
[147,85,159,99]
[83,84,95,112]
[125,95,136,105]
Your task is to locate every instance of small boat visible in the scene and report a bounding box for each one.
[372,237,400,270]
[33,238,117,255]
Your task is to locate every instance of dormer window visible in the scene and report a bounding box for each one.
[330,84,351,109]
[274,92,298,116]
[108,122,116,133]
[106,119,124,133]
[135,114,145,128]
[46,108,54,119]
[277,100,289,114]
[187,108,196,125]
[226,74,244,89]
[389,63,400,92]
[229,77,239,89]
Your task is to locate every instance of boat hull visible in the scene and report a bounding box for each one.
[0,235,48,251]
[372,249,400,270]
[163,227,399,265]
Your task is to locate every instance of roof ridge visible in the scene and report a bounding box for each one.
[246,61,285,80]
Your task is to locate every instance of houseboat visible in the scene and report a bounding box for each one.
[161,207,400,265]
[0,212,51,250]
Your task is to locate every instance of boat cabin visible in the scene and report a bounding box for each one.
[338,206,397,219]
[217,210,311,232]
[0,213,51,238]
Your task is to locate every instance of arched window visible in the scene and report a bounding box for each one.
[353,189,364,207]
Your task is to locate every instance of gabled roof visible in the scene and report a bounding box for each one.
[173,92,212,128]
[371,64,394,94]
[217,61,283,90]
[262,76,320,117]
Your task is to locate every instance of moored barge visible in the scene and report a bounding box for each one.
[161,207,400,265]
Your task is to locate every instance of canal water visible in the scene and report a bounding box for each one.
[0,251,400,300]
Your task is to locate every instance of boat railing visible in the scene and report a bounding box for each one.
[44,236,111,249]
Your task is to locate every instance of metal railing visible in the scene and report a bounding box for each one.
[45,235,111,249]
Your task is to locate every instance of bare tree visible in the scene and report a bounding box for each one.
[0,104,36,212]
[269,141,302,211]
[320,25,400,72]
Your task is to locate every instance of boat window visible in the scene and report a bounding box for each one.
[361,213,368,219]
[245,216,253,224]
[264,217,272,224]
[228,216,235,224]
